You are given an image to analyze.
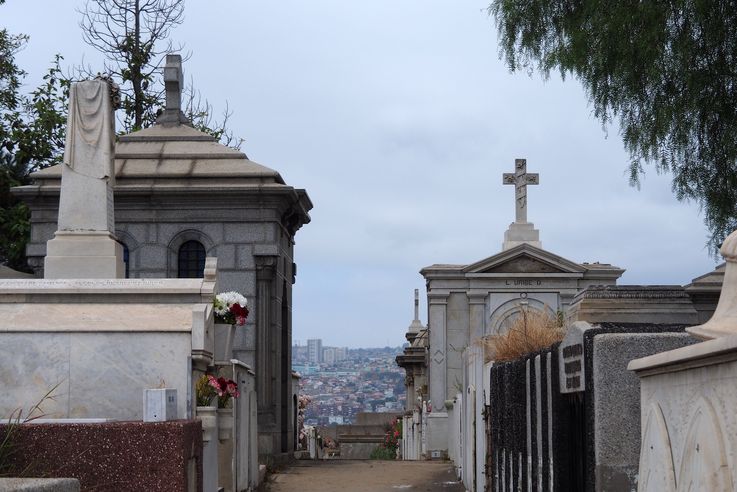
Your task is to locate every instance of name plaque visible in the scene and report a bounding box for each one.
[504,279,543,286]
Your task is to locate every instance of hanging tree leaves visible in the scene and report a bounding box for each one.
[489,0,737,251]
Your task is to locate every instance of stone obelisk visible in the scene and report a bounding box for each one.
[44,79,124,278]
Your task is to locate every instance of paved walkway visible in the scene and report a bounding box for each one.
[263,460,466,492]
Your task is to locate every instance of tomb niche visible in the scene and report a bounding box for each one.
[12,55,312,458]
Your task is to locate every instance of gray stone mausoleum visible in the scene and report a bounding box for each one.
[12,56,312,458]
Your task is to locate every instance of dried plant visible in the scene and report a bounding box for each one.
[483,308,564,363]
[0,383,60,477]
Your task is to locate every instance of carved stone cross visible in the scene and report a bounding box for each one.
[157,54,187,125]
[503,158,539,223]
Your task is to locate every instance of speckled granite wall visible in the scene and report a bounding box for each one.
[0,420,202,492]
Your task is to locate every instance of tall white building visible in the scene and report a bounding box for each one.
[323,347,336,364]
[334,347,348,362]
[307,338,323,364]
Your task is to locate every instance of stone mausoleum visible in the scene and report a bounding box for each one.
[12,56,312,458]
[420,159,623,409]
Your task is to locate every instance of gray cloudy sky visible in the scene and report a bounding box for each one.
[5,1,718,347]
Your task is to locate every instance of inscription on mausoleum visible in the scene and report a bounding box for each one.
[505,279,543,286]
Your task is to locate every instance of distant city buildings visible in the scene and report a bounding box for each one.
[307,338,323,364]
[323,347,335,365]
[292,343,406,425]
[302,338,349,365]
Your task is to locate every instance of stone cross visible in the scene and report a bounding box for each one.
[157,54,187,125]
[503,158,539,223]
[414,288,420,321]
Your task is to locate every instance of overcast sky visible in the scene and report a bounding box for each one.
[4,1,719,347]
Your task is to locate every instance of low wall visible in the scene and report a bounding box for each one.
[0,420,202,492]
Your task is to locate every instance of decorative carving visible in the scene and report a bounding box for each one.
[638,403,676,491]
[688,227,737,338]
[677,397,732,491]
[405,373,414,387]
[502,158,539,223]
[281,208,302,238]
[483,255,562,274]
[255,255,278,278]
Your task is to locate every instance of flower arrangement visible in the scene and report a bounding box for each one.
[195,374,240,408]
[213,291,249,326]
[370,417,403,459]
[383,417,402,453]
[297,394,311,449]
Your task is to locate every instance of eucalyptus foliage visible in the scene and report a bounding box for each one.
[490,0,737,251]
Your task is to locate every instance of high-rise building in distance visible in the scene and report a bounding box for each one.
[307,338,323,364]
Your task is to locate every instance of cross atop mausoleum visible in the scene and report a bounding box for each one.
[157,54,188,125]
[503,158,539,223]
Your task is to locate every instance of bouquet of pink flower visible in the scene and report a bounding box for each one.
[195,374,240,408]
[213,291,249,326]
[209,375,240,408]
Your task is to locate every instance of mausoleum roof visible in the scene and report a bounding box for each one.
[684,263,725,292]
[421,243,624,281]
[30,124,286,184]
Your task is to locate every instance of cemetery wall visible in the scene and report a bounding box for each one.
[0,420,202,491]
[488,324,697,492]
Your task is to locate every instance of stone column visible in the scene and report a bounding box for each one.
[468,292,487,341]
[428,294,448,406]
[255,255,277,420]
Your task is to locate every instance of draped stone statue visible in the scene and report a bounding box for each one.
[45,79,124,278]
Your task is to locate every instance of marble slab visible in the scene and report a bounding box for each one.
[0,304,194,332]
[0,331,192,420]
[0,333,71,419]
[0,278,204,295]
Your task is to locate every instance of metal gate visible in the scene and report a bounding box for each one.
[561,392,585,492]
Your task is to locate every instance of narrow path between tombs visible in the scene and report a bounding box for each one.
[262,460,466,492]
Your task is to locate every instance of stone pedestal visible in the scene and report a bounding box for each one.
[502,222,541,251]
[214,323,236,363]
[197,405,219,492]
[44,231,124,279]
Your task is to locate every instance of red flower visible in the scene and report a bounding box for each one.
[230,304,249,326]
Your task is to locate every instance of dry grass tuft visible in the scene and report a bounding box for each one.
[483,308,564,363]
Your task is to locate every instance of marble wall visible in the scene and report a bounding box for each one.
[0,332,191,420]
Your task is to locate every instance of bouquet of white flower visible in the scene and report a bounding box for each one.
[213,291,249,325]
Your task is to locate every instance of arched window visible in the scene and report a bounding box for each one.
[178,240,206,278]
[122,243,130,278]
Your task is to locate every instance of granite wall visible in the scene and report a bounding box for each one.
[0,420,202,492]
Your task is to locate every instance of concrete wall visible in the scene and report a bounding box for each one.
[591,333,695,491]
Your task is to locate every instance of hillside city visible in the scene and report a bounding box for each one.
[293,339,407,425]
